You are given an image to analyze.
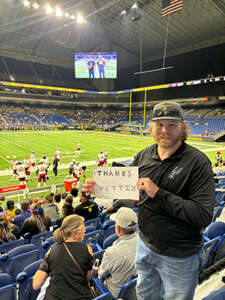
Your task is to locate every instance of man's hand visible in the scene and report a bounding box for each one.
[136,178,159,198]
[82,178,96,196]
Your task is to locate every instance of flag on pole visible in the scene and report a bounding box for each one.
[162,0,183,18]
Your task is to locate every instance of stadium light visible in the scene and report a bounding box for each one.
[64,12,70,18]
[121,10,127,15]
[70,14,75,20]
[23,0,30,8]
[132,3,138,9]
[32,2,40,10]
[9,75,15,82]
[77,14,86,24]
[55,6,63,18]
[44,3,54,15]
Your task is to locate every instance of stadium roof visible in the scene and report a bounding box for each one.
[0,0,225,72]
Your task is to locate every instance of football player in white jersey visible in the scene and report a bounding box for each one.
[103,149,108,166]
[76,142,81,156]
[10,158,17,181]
[42,156,50,180]
[24,157,31,181]
[16,161,26,185]
[37,160,47,187]
[30,152,36,172]
[97,152,105,167]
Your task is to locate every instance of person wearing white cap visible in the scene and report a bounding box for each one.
[83,101,215,300]
[98,207,138,298]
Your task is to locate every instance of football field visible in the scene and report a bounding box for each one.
[0,130,224,189]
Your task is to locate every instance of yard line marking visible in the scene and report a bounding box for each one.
[0,154,11,164]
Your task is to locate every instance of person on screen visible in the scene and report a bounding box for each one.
[96,55,106,78]
[87,57,95,79]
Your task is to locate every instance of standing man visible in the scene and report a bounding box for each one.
[82,102,215,300]
[87,57,95,79]
[96,55,106,78]
[55,149,61,161]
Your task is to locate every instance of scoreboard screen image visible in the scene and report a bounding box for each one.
[74,52,117,79]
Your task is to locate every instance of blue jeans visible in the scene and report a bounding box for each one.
[135,235,203,300]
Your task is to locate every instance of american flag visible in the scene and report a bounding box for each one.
[162,0,183,18]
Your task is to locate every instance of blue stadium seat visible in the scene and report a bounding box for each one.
[0,239,25,254]
[103,219,115,229]
[0,244,40,280]
[83,230,102,245]
[85,225,97,233]
[202,237,220,270]
[93,276,137,300]
[205,221,225,239]
[212,202,225,222]
[102,234,118,250]
[101,225,115,245]
[88,243,105,264]
[25,231,54,250]
[85,217,102,230]
[16,259,43,300]
[41,237,55,257]
[0,273,16,300]
[116,277,137,300]
[201,288,225,299]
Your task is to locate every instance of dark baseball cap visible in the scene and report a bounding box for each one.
[152,102,184,121]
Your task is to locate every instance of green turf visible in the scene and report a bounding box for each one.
[0,130,224,191]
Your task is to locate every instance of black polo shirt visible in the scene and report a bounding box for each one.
[132,142,215,257]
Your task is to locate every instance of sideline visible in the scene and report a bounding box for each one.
[0,156,133,177]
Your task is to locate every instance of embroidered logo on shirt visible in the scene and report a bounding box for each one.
[168,167,183,180]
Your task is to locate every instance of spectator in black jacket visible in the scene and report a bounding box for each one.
[74,192,99,221]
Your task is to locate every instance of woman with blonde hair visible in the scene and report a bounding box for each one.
[33,214,94,300]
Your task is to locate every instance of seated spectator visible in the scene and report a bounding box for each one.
[15,208,22,216]
[61,192,68,202]
[6,200,16,221]
[74,192,99,221]
[54,193,62,212]
[0,214,18,243]
[65,194,73,206]
[20,203,51,237]
[13,200,32,229]
[70,188,78,198]
[44,194,59,220]
[98,207,138,298]
[33,214,94,300]
[56,202,74,227]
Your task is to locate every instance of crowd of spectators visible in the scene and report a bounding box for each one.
[0,102,225,136]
